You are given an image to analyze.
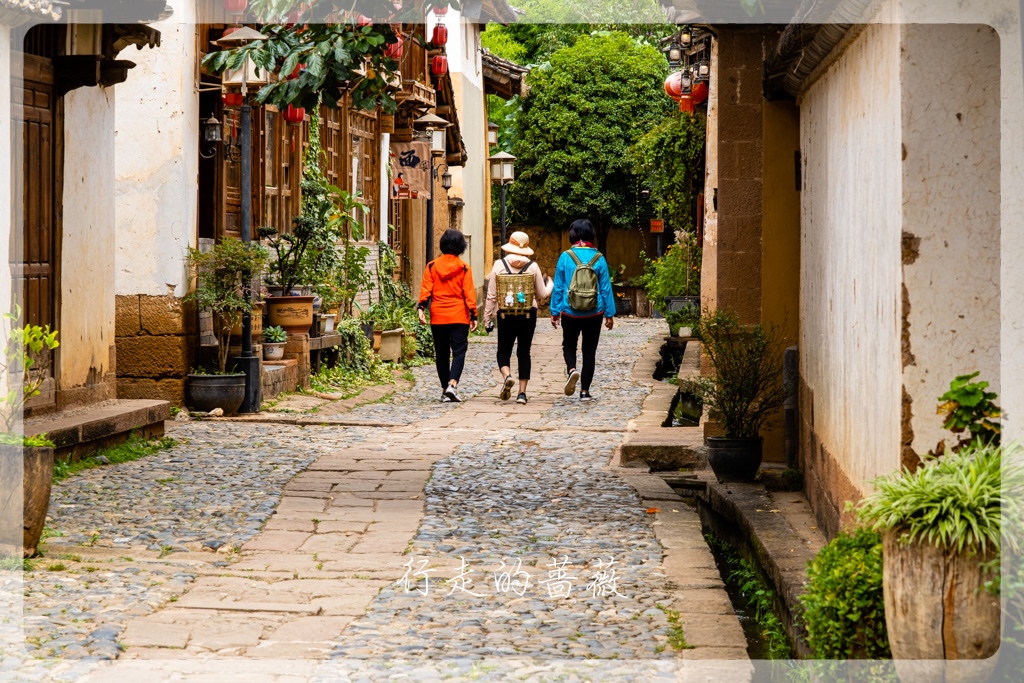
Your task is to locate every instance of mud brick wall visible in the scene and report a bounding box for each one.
[115,295,198,407]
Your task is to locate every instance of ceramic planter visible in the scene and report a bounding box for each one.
[265,295,315,334]
[377,327,404,362]
[186,374,246,415]
[263,342,286,361]
[0,444,55,557]
[706,436,762,482]
[320,313,337,334]
[883,533,1000,683]
[227,303,263,339]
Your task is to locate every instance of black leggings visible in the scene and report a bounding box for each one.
[496,309,537,380]
[561,314,603,391]
[432,323,469,388]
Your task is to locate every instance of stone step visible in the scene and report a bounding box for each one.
[620,426,707,470]
[25,398,170,461]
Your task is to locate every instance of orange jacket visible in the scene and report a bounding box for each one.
[418,254,478,326]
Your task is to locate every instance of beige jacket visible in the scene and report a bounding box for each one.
[483,254,553,326]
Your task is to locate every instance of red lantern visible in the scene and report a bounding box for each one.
[224,0,247,13]
[431,54,448,76]
[222,92,243,107]
[384,34,404,59]
[433,3,449,15]
[664,71,683,101]
[678,94,695,114]
[288,62,305,80]
[430,24,448,47]
[691,81,709,105]
[357,14,372,27]
[283,105,305,124]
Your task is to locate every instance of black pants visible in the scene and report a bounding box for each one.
[496,309,537,381]
[561,314,603,391]
[431,323,469,388]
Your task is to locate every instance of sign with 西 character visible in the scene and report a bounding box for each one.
[390,142,431,200]
[649,218,665,233]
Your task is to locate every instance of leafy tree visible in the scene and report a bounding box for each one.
[632,111,706,232]
[508,32,671,250]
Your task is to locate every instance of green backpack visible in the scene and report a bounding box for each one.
[567,250,602,312]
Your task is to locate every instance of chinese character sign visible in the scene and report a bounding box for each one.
[650,218,665,233]
[390,141,431,200]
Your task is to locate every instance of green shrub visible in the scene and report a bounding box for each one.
[934,371,1001,453]
[799,528,890,660]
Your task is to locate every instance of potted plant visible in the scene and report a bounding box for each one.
[642,231,701,315]
[262,325,288,361]
[610,264,632,317]
[364,298,406,362]
[856,441,1016,682]
[682,307,789,482]
[665,306,700,338]
[184,237,269,415]
[0,306,59,558]
[854,375,1017,682]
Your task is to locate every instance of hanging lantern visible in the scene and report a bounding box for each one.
[691,81,709,105]
[678,94,695,114]
[430,24,449,47]
[283,105,305,124]
[433,3,449,15]
[224,0,247,13]
[431,54,448,76]
[664,71,683,101]
[680,69,693,93]
[222,92,244,107]
[697,60,710,80]
[384,34,404,59]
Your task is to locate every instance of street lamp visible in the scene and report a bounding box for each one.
[487,121,499,148]
[414,113,451,263]
[214,25,268,414]
[488,151,516,245]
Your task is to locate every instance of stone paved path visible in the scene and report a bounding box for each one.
[2,319,752,683]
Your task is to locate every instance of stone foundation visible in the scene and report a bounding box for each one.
[115,295,198,406]
[798,377,863,540]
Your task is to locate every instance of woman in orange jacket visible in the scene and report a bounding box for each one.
[417,229,478,402]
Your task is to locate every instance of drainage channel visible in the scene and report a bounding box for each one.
[661,475,794,662]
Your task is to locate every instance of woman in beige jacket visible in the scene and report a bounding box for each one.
[483,231,553,404]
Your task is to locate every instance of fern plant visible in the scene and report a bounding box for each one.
[856,442,1022,554]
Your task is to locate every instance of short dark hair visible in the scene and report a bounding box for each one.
[439,229,467,256]
[568,219,596,244]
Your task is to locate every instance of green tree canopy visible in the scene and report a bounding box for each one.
[508,32,671,249]
[631,111,706,232]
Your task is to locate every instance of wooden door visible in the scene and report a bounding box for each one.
[12,53,58,408]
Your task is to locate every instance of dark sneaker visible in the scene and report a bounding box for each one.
[444,385,462,403]
[564,369,580,396]
[516,392,528,405]
[499,375,515,401]
[580,390,593,402]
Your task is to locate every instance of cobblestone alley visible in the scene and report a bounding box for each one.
[2,319,753,683]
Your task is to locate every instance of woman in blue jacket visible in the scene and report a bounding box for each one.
[550,219,615,401]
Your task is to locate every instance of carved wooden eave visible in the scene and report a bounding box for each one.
[482,49,529,99]
[0,0,61,26]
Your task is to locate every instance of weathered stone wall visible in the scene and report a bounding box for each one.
[115,295,197,406]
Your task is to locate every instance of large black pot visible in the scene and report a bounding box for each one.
[615,297,632,317]
[665,296,701,314]
[186,374,246,415]
[706,437,763,482]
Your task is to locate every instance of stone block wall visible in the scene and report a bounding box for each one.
[115,295,197,406]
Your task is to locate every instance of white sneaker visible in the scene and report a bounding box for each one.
[499,375,515,401]
[444,385,461,403]
[564,369,580,396]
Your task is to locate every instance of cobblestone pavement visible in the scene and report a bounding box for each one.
[4,319,751,682]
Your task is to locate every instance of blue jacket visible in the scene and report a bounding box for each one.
[550,246,616,318]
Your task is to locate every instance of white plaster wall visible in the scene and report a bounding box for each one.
[114,4,198,297]
[61,87,117,387]
[799,11,904,491]
[900,24,1001,454]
